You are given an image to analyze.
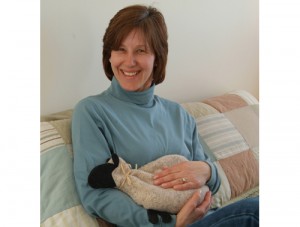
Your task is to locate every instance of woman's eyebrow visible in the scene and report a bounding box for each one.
[120,43,146,47]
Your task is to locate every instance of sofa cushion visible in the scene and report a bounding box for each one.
[202,94,248,113]
[194,102,259,207]
[219,150,259,198]
[40,122,100,227]
[196,113,250,159]
[180,102,219,118]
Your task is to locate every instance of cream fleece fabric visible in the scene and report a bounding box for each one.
[110,155,209,214]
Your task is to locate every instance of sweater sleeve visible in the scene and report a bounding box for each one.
[71,99,176,227]
[190,117,221,195]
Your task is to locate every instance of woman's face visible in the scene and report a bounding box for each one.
[110,29,155,92]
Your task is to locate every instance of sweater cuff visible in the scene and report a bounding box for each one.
[203,161,220,195]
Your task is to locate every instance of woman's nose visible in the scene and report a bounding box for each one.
[124,52,136,66]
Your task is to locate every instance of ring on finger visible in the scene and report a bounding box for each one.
[181,177,188,183]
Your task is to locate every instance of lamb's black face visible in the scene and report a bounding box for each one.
[88,163,117,188]
[87,154,120,189]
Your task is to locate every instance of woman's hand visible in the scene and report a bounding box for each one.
[176,190,212,227]
[153,161,211,190]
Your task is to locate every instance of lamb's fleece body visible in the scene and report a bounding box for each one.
[110,154,209,214]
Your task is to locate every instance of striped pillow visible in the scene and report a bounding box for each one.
[40,121,99,227]
[196,105,259,207]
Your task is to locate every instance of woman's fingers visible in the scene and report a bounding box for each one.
[176,191,212,227]
[195,191,212,215]
[153,161,210,190]
[153,170,200,190]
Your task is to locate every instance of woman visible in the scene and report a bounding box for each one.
[72,5,259,227]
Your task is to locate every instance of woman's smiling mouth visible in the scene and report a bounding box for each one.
[122,70,139,77]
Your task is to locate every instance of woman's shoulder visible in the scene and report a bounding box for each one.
[155,95,193,119]
[155,95,181,108]
[74,91,111,114]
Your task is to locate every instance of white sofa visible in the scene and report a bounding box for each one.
[40,90,259,227]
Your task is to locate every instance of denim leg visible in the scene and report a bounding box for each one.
[189,196,259,227]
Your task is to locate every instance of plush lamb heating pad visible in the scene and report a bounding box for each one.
[89,154,208,214]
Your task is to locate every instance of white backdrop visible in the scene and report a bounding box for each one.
[41,0,259,115]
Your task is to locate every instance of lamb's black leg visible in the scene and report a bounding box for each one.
[147,209,159,224]
[158,211,172,223]
[147,209,172,224]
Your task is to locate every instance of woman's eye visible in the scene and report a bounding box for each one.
[118,47,125,52]
[137,49,145,53]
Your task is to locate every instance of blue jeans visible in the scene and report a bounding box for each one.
[189,196,259,227]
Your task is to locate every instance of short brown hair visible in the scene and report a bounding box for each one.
[102,5,168,85]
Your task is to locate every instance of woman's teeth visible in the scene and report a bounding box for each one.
[123,71,138,77]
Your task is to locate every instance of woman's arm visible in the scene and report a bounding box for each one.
[72,99,176,226]
[153,117,220,194]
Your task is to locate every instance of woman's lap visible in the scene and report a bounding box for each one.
[189,196,259,227]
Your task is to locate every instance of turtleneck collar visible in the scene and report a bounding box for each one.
[108,77,155,107]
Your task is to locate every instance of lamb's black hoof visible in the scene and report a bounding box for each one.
[147,209,172,224]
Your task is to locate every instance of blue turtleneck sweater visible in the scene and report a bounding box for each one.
[72,77,220,227]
